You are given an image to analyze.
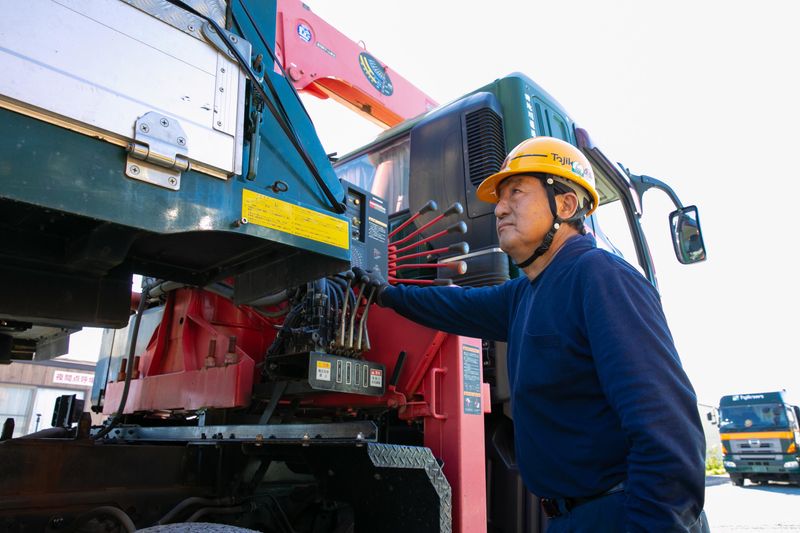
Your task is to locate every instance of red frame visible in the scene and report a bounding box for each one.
[105,290,489,532]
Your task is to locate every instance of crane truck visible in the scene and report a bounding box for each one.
[0,0,707,531]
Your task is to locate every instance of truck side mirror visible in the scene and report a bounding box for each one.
[706,412,713,422]
[669,205,706,264]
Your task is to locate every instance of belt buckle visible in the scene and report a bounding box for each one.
[540,498,561,518]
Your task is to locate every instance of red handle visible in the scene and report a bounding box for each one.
[429,367,448,420]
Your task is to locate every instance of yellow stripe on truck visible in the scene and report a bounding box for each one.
[720,431,793,440]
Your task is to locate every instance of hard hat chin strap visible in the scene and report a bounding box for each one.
[515,218,561,269]
[513,175,589,270]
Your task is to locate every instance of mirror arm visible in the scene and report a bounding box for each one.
[622,168,684,210]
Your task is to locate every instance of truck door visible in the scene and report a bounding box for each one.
[577,129,656,284]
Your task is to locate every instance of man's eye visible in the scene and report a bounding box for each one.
[512,188,523,194]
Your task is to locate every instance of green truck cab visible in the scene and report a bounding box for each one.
[716,391,800,486]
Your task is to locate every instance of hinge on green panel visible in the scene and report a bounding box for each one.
[125,111,189,191]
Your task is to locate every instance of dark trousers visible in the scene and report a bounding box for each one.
[545,492,711,533]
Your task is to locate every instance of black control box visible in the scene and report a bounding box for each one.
[342,181,388,278]
[265,351,386,397]
[307,352,386,396]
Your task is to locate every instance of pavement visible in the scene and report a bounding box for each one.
[704,475,800,532]
[706,474,732,487]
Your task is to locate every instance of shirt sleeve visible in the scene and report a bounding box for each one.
[582,253,706,532]
[379,282,513,341]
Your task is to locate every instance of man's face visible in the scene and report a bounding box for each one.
[494,175,554,262]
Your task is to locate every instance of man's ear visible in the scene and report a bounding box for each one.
[557,192,579,220]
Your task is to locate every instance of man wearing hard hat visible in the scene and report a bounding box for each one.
[359,136,708,532]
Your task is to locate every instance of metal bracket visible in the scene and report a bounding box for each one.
[201,21,252,63]
[126,111,189,190]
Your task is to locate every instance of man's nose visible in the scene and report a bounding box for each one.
[495,197,510,218]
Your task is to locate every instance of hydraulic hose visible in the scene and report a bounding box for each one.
[93,286,149,440]
[74,506,136,533]
[356,286,376,351]
[347,279,367,349]
[157,496,236,525]
[247,289,288,307]
[186,505,246,523]
[164,0,346,214]
[253,306,290,319]
[327,278,341,315]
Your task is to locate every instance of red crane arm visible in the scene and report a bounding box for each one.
[274,0,437,127]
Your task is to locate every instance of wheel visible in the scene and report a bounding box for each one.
[730,475,745,487]
[138,524,260,532]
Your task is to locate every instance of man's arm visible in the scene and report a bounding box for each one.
[582,253,705,532]
[379,282,513,342]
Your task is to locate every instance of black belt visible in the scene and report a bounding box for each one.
[540,482,625,519]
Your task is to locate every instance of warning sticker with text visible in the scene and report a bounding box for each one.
[369,368,383,388]
[242,189,349,250]
[316,360,331,381]
[462,345,482,415]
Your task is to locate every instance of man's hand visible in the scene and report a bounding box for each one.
[351,267,390,306]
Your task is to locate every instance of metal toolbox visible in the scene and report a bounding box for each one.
[0,0,248,189]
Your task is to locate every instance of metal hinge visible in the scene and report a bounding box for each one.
[125,112,189,190]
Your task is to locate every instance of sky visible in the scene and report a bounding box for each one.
[65,0,800,406]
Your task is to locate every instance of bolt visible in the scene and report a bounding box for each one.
[168,177,178,186]
[233,217,248,227]
[230,35,239,43]
[160,118,170,127]
[217,121,223,126]
[177,137,186,146]
[140,123,150,133]
[188,23,196,32]
[220,67,226,74]
[129,165,140,176]
[219,87,225,93]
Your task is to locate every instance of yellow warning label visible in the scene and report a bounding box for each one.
[315,360,332,381]
[242,189,349,250]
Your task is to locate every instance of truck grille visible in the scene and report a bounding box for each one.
[730,438,781,453]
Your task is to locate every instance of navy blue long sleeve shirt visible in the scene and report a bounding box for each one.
[380,234,705,532]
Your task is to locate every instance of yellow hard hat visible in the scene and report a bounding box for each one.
[476,137,599,216]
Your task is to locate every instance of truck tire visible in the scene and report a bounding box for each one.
[138,525,259,532]
[730,475,745,487]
